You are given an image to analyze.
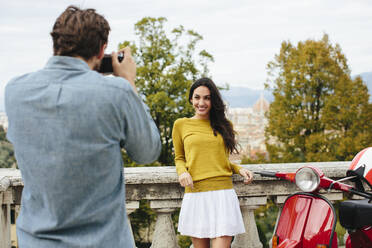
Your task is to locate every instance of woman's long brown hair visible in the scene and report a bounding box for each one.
[189,78,239,154]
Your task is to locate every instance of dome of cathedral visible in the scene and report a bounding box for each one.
[252,94,269,113]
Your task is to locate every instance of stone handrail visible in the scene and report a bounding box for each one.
[0,162,353,248]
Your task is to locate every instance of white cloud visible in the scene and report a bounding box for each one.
[1,0,372,110]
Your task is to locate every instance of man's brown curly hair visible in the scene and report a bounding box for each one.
[51,5,110,60]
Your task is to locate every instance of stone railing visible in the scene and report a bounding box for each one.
[0,161,354,248]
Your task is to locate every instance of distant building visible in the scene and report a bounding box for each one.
[0,112,8,130]
[227,94,269,160]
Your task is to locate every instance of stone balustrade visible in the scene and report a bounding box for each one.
[0,161,353,248]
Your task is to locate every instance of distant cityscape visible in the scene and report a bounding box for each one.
[227,94,269,161]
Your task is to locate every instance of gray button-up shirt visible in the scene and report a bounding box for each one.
[5,56,161,248]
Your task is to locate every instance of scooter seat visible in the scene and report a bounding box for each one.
[339,199,372,230]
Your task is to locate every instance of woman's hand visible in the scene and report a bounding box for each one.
[178,172,194,189]
[239,168,253,184]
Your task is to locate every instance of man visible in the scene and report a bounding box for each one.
[5,5,161,248]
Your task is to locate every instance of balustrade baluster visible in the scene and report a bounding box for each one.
[150,200,181,248]
[231,196,266,248]
[0,190,12,248]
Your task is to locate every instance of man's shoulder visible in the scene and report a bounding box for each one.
[6,71,37,86]
[92,73,133,93]
[5,68,135,98]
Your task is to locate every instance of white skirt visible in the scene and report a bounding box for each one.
[178,189,245,238]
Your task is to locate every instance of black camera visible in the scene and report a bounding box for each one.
[98,54,124,73]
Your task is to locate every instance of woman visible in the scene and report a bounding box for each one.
[172,77,253,248]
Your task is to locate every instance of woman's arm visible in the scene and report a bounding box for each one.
[229,161,242,174]
[230,161,253,184]
[172,120,187,175]
[172,119,193,188]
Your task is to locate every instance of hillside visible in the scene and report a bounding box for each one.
[220,87,273,108]
[223,72,372,107]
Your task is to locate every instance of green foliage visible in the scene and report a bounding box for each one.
[0,125,6,141]
[121,150,162,167]
[241,153,269,164]
[265,34,372,163]
[119,17,213,166]
[129,200,156,247]
[335,201,347,246]
[177,235,192,248]
[172,209,192,248]
[254,199,279,248]
[0,126,16,168]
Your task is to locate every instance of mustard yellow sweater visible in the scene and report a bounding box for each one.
[172,118,242,193]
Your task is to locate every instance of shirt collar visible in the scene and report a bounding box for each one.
[45,56,91,71]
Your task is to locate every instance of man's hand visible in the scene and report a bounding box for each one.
[112,47,137,93]
[178,172,194,189]
[239,168,253,184]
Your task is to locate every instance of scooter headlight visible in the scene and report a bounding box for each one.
[295,167,320,192]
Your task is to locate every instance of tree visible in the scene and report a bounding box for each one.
[119,17,214,166]
[241,152,269,164]
[0,125,6,141]
[321,75,372,161]
[265,34,372,163]
[0,126,17,168]
[116,17,213,247]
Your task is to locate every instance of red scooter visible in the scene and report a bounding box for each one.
[256,147,372,248]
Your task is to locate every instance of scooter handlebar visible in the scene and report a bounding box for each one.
[254,171,277,178]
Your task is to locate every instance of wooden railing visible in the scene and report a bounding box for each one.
[0,162,352,248]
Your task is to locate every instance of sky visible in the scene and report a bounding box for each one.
[1,0,372,111]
